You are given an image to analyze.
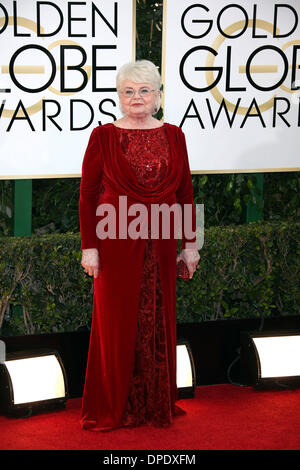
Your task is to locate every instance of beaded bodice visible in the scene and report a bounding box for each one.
[115,126,170,188]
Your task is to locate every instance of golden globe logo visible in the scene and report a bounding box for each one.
[178,3,300,129]
[0,1,119,131]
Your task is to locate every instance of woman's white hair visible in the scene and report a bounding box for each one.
[116,60,161,91]
[116,60,162,115]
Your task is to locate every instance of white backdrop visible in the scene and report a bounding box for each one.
[0,0,135,179]
[162,0,300,173]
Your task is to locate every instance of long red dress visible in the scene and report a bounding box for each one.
[79,123,196,431]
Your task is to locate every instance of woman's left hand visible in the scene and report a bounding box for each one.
[176,248,200,279]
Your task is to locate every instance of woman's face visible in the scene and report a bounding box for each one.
[118,80,159,119]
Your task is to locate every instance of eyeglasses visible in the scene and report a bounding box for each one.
[118,87,157,99]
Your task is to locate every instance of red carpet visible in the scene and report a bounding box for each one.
[1,384,300,451]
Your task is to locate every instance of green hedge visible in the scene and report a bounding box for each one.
[177,220,299,322]
[0,233,91,336]
[0,220,299,336]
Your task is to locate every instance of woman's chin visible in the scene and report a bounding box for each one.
[128,108,148,118]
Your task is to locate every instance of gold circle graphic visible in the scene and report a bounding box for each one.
[0,17,92,118]
[0,16,45,118]
[206,19,279,115]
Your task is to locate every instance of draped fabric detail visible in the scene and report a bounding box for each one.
[100,124,185,205]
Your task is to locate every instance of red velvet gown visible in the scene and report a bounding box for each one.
[79,123,196,431]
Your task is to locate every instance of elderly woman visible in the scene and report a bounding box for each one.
[79,60,200,431]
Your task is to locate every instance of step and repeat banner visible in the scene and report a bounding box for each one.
[162,0,300,173]
[1,1,300,177]
[0,0,135,178]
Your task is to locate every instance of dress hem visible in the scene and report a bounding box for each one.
[80,402,187,432]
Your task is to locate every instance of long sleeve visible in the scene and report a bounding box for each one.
[175,128,197,250]
[79,128,103,250]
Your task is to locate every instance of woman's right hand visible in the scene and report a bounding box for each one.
[81,248,99,278]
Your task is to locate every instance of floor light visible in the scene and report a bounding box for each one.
[177,339,196,398]
[240,331,300,388]
[0,348,68,417]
